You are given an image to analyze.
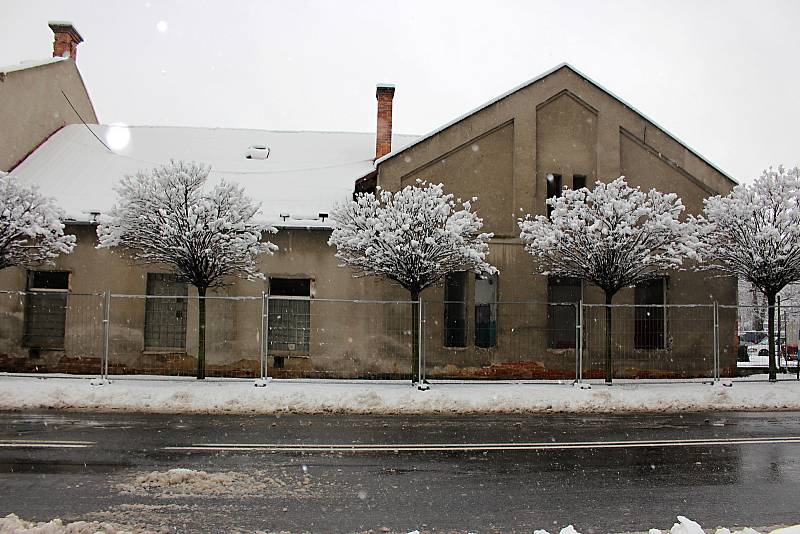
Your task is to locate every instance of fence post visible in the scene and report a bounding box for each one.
[713,301,720,383]
[256,291,269,386]
[101,291,110,381]
[417,299,429,390]
[575,300,583,385]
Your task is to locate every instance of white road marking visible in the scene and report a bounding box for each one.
[0,439,95,449]
[162,436,800,453]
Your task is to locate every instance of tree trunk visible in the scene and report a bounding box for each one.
[411,289,420,384]
[605,290,614,385]
[767,292,777,382]
[197,286,207,380]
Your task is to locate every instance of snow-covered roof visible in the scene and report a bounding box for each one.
[0,57,66,76]
[375,63,736,185]
[11,124,420,228]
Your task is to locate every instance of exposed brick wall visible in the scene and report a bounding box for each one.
[49,22,83,61]
[375,85,395,159]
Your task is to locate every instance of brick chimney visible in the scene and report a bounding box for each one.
[49,21,83,61]
[375,83,395,160]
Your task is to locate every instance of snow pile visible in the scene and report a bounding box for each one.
[2,375,800,415]
[0,513,149,534]
[0,513,796,534]
[118,468,310,498]
[525,518,784,534]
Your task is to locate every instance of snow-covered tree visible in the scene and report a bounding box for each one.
[518,177,695,384]
[97,161,277,379]
[691,166,800,381]
[0,172,75,271]
[328,181,497,383]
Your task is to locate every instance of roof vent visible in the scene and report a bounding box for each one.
[245,145,270,160]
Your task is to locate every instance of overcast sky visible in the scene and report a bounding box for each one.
[2,0,798,183]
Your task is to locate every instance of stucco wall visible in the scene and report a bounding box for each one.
[0,60,97,172]
[0,225,413,377]
[375,65,739,378]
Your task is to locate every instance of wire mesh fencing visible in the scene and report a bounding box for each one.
[581,304,719,382]
[420,300,579,380]
[107,294,264,378]
[722,304,800,377]
[0,289,791,382]
[267,298,415,380]
[0,290,104,374]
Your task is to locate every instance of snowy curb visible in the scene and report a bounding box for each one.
[0,512,796,534]
[1,375,800,415]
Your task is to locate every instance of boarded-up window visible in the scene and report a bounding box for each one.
[268,278,311,356]
[635,278,666,349]
[24,271,70,349]
[546,173,562,218]
[548,276,580,349]
[475,274,497,348]
[144,273,188,350]
[444,271,468,347]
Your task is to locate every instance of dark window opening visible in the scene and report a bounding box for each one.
[144,273,188,350]
[573,174,587,190]
[269,277,311,354]
[273,355,285,369]
[546,173,563,218]
[24,270,70,349]
[475,274,497,348]
[270,278,311,297]
[548,276,580,349]
[29,270,69,290]
[635,278,666,349]
[444,271,468,347]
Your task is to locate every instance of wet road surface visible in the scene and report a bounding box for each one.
[1,410,799,533]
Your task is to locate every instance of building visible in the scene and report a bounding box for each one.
[0,22,97,172]
[0,24,738,378]
[372,64,739,379]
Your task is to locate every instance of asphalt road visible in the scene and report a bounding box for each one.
[1,410,800,533]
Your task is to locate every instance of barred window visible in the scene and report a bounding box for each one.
[548,276,580,349]
[268,278,311,359]
[24,270,70,350]
[144,273,188,350]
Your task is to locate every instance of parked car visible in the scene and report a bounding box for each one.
[738,330,767,362]
[738,330,796,369]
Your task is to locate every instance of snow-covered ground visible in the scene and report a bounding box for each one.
[1,374,799,414]
[0,512,796,534]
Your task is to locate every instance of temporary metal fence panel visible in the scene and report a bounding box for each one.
[106,294,263,378]
[0,290,103,375]
[581,304,717,382]
[722,304,800,378]
[266,297,415,380]
[0,289,770,383]
[420,300,579,380]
